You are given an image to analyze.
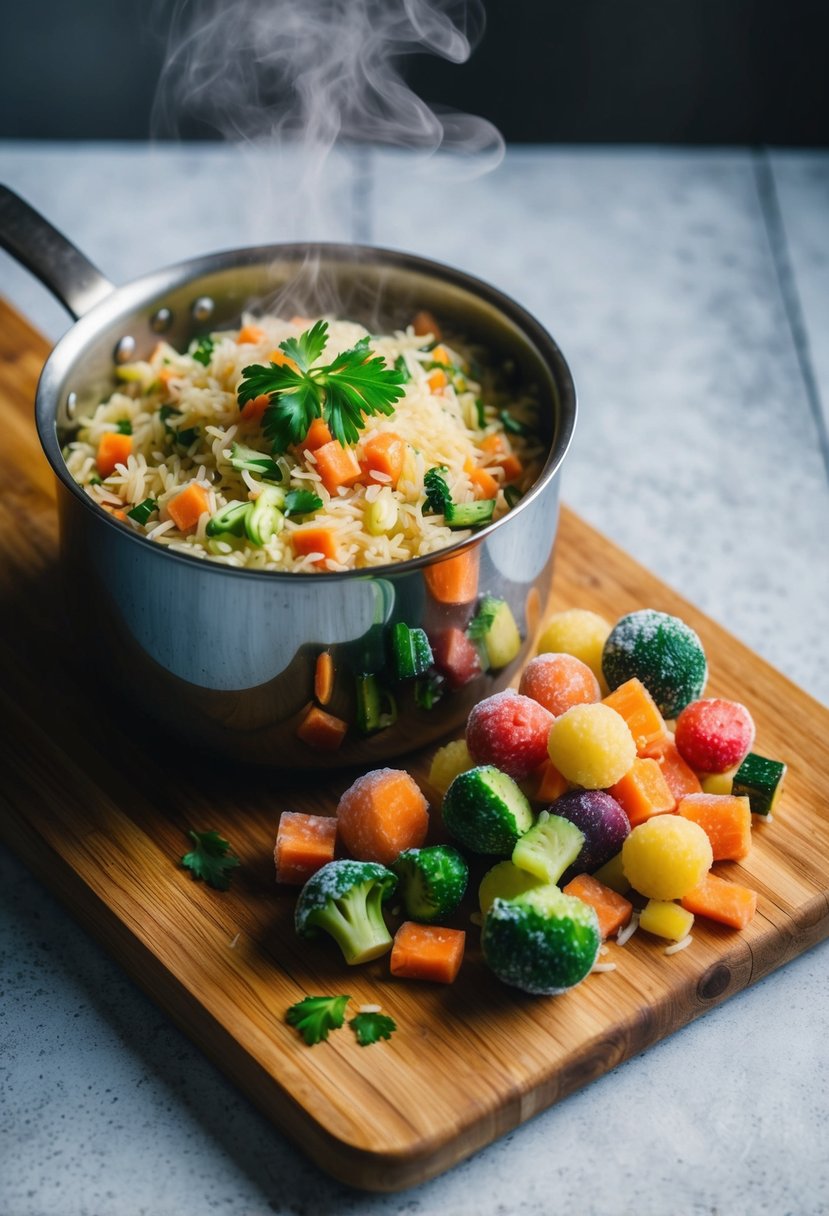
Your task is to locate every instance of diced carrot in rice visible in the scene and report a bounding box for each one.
[96,432,133,478]
[167,483,210,533]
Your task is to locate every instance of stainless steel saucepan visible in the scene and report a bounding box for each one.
[0,184,576,767]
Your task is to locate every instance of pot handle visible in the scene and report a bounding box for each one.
[0,185,116,321]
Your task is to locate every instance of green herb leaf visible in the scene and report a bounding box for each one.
[349,1011,396,1046]
[277,319,329,373]
[283,489,323,517]
[191,335,215,366]
[286,994,351,1045]
[126,497,157,525]
[237,324,405,454]
[423,466,452,514]
[394,353,411,383]
[180,829,240,890]
[116,419,133,435]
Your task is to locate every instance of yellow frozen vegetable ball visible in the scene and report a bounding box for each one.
[546,703,636,789]
[429,738,473,796]
[537,609,612,688]
[622,816,713,901]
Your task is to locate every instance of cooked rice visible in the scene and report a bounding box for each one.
[65,314,542,572]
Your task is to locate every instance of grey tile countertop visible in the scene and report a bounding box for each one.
[1,143,828,1216]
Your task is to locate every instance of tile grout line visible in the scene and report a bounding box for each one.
[753,148,829,484]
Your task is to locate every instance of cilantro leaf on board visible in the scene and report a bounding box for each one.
[237,322,405,454]
[286,994,351,1045]
[180,829,240,891]
[349,1011,397,1047]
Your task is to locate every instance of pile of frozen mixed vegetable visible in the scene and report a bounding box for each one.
[182,605,787,1046]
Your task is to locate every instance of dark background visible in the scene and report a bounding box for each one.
[0,0,826,144]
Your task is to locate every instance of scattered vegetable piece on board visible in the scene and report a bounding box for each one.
[337,769,429,866]
[181,829,240,891]
[562,874,633,941]
[350,1011,397,1045]
[275,812,338,885]
[390,922,466,984]
[286,994,350,1045]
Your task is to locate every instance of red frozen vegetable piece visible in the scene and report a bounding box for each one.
[337,768,429,865]
[466,690,555,781]
[675,698,756,773]
[431,627,481,690]
[518,653,601,717]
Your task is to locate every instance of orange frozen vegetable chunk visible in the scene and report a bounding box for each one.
[296,704,347,751]
[390,921,465,983]
[274,812,337,884]
[337,768,429,866]
[610,756,676,826]
[423,547,480,604]
[167,483,210,533]
[681,872,757,929]
[96,432,133,478]
[640,735,702,801]
[602,677,669,754]
[313,440,363,495]
[562,873,633,940]
[677,792,752,862]
[519,652,601,717]
[527,758,569,804]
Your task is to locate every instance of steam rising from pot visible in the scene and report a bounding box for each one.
[151,0,502,241]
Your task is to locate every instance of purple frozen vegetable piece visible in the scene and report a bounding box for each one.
[548,789,630,884]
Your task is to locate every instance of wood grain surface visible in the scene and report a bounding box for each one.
[1,296,827,1192]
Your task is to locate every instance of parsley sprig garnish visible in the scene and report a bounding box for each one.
[286,994,351,1045]
[350,1011,397,1046]
[180,829,240,891]
[285,996,397,1047]
[237,321,405,453]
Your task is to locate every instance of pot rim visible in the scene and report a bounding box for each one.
[36,240,577,584]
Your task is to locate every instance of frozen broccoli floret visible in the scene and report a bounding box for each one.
[481,885,600,995]
[295,859,397,965]
[391,845,469,922]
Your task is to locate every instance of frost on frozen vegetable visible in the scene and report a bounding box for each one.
[294,859,397,965]
[442,765,534,855]
[481,887,601,995]
[391,846,469,923]
[602,609,708,719]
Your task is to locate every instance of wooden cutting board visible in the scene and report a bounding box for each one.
[1,296,828,1192]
